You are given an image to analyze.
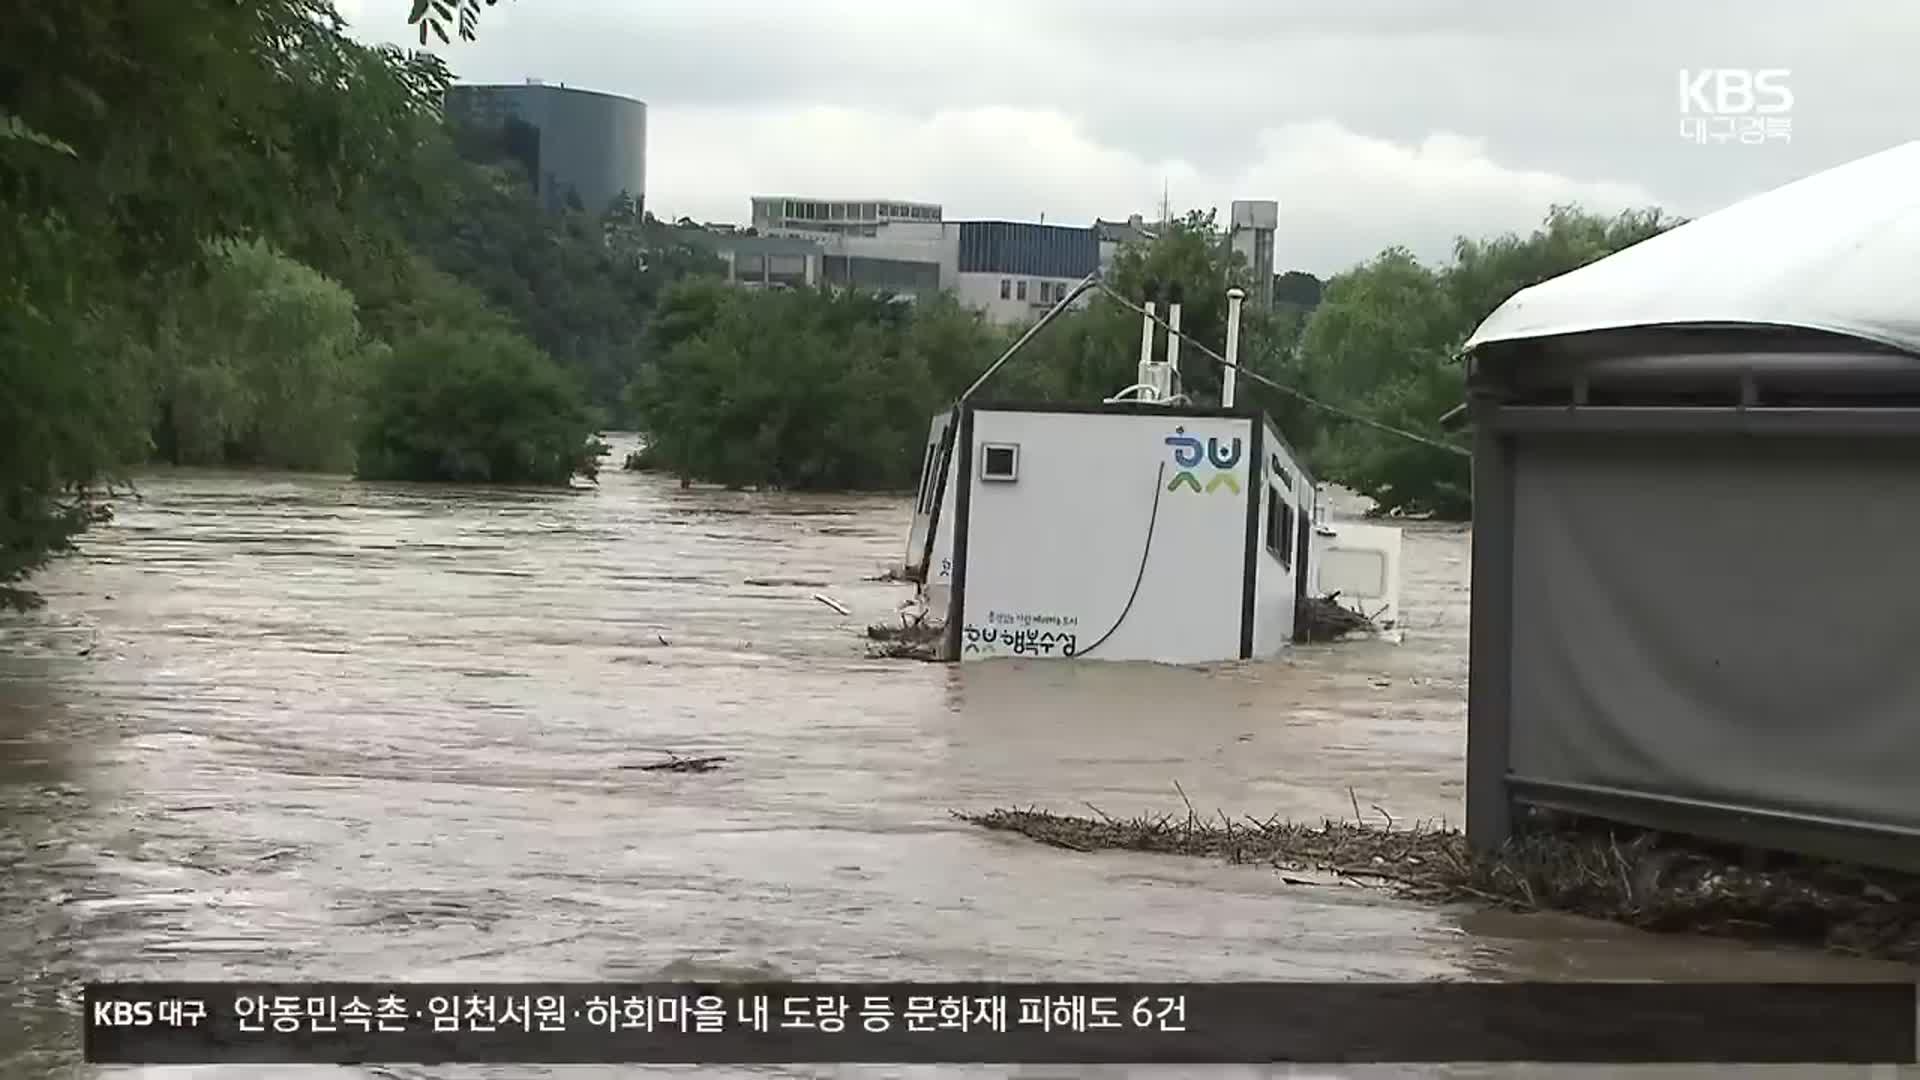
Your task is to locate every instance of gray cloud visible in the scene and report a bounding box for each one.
[348,0,1917,275]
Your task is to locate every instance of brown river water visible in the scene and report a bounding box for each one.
[2,437,1914,1079]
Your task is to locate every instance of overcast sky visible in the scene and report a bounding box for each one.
[343,0,1913,276]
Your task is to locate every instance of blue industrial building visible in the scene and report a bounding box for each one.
[955,220,1100,279]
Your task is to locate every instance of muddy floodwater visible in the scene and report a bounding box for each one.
[2,438,1914,1080]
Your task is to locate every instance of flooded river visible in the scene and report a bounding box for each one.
[2,441,1913,1079]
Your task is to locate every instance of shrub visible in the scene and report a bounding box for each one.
[355,324,597,486]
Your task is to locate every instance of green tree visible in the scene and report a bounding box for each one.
[356,316,597,486]
[409,127,725,423]
[628,287,1006,490]
[1,0,448,606]
[1295,206,1683,518]
[152,239,384,471]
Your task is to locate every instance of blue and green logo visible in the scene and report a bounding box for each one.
[1165,427,1243,494]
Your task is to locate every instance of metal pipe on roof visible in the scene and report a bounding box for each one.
[1223,287,1246,407]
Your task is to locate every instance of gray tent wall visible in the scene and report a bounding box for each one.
[1466,325,1920,871]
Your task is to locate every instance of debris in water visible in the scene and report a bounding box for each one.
[622,752,728,774]
[1296,592,1378,642]
[813,593,851,616]
[866,609,944,661]
[954,803,1920,962]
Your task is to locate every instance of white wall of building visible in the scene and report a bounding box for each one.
[1252,418,1310,655]
[956,409,1255,664]
[953,271,1090,326]
[778,221,948,266]
[905,408,955,574]
[1309,519,1404,631]
[924,443,959,615]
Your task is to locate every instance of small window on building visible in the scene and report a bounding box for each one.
[1016,280,1028,301]
[1266,486,1294,569]
[981,442,1019,482]
[1270,454,1291,492]
[917,441,939,513]
[1000,279,1012,299]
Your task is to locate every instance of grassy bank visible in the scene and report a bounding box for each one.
[957,802,1920,963]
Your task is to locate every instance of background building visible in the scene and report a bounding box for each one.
[751,197,943,237]
[1094,214,1157,276]
[727,198,1157,323]
[445,80,647,216]
[696,233,822,290]
[751,195,947,297]
[1228,200,1279,310]
[950,220,1100,323]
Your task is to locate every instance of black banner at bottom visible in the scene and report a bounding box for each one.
[84,981,1916,1064]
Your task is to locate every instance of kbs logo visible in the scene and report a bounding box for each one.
[1677,69,1792,146]
[93,1000,153,1026]
[1679,69,1793,114]
[89,995,206,1027]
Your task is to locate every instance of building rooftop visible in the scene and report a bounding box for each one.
[1094,215,1157,245]
[449,80,647,107]
[753,195,942,208]
[675,228,822,256]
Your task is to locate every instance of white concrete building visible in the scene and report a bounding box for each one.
[745,196,1104,323]
[750,196,942,236]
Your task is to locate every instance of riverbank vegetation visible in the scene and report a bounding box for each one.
[962,804,1920,963]
[0,1,710,608]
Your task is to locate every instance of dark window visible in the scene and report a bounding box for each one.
[1038,282,1051,303]
[917,441,939,513]
[1266,486,1294,569]
[981,443,1018,481]
[1015,280,1028,301]
[1000,279,1011,299]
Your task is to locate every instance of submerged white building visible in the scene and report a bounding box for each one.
[903,285,1403,665]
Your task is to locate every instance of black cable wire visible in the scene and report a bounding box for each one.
[1074,461,1166,658]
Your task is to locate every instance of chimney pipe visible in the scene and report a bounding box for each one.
[1223,287,1246,407]
[1137,295,1158,397]
[1165,282,1184,395]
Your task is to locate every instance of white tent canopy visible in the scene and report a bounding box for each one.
[1464,140,1920,357]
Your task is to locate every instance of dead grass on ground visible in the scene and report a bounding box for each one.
[956,794,1920,962]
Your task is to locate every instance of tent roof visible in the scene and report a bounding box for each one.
[1464,141,1920,358]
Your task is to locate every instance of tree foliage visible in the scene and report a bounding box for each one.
[630,288,1009,490]
[405,142,724,422]
[0,0,625,607]
[152,239,385,471]
[623,203,1679,513]
[408,0,504,45]
[357,318,597,487]
[1298,205,1682,517]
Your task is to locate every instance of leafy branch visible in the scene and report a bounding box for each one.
[406,0,505,45]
